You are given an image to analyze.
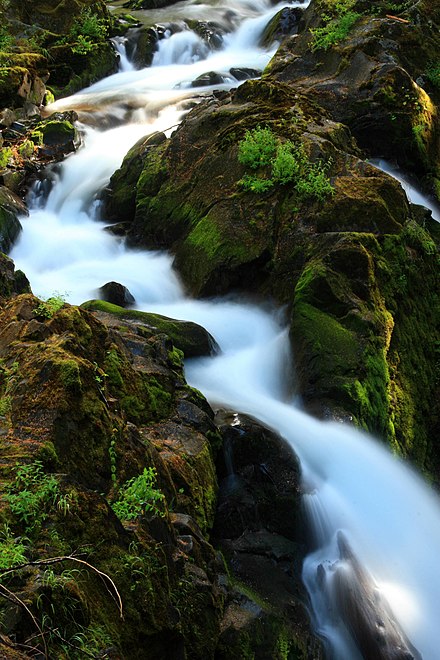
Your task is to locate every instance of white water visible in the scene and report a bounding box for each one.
[371,158,440,223]
[10,0,440,656]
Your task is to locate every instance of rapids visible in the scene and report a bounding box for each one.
[10,0,440,656]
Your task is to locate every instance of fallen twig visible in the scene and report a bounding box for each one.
[386,14,410,23]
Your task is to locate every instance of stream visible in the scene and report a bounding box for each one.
[9,0,440,657]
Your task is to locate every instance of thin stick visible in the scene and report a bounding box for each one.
[0,555,123,618]
[0,583,48,658]
[385,14,410,22]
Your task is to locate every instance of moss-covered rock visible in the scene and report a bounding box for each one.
[267,0,440,180]
[0,292,226,657]
[104,71,438,478]
[81,299,219,357]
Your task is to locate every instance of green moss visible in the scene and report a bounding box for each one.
[18,139,35,158]
[104,347,124,389]
[148,376,172,418]
[0,146,12,168]
[58,359,82,393]
[31,119,76,145]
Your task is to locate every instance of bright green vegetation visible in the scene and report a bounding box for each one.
[0,524,27,571]
[238,127,334,201]
[58,8,109,55]
[0,25,12,52]
[311,11,361,51]
[5,461,73,533]
[0,146,12,168]
[33,294,66,318]
[112,467,165,521]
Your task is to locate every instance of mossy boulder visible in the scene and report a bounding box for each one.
[0,0,118,106]
[81,299,219,357]
[267,0,440,179]
[105,71,439,478]
[0,292,226,657]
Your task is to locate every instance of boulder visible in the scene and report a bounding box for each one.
[98,281,136,307]
[81,299,219,358]
[213,411,323,659]
[323,533,422,659]
[0,292,224,657]
[267,1,440,175]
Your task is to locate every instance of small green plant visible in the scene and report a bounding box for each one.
[59,8,109,55]
[109,428,118,487]
[33,293,66,319]
[0,524,27,572]
[238,126,278,169]
[5,461,73,532]
[112,467,165,521]
[311,11,361,51]
[238,127,334,202]
[0,25,13,52]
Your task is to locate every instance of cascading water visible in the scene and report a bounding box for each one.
[10,0,440,656]
[370,158,440,223]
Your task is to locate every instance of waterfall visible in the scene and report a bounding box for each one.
[9,0,440,656]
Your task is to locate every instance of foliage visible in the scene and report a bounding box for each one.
[112,467,165,521]
[238,126,278,169]
[238,127,334,201]
[33,293,66,319]
[402,220,437,254]
[426,61,440,89]
[311,11,361,51]
[5,461,73,532]
[0,25,13,52]
[0,524,27,572]
[0,146,12,168]
[62,8,109,55]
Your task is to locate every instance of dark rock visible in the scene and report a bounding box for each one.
[0,254,30,300]
[327,533,422,660]
[81,299,219,358]
[268,2,440,174]
[0,186,26,253]
[213,411,323,658]
[191,71,225,87]
[260,7,304,48]
[229,67,261,81]
[98,281,136,307]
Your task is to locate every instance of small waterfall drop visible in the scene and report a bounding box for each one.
[371,158,440,222]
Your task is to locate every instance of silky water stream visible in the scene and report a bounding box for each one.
[9,1,440,656]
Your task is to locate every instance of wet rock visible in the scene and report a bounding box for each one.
[0,186,26,253]
[31,112,80,157]
[98,281,136,307]
[229,67,260,80]
[326,533,422,660]
[213,411,323,658]
[124,26,160,68]
[0,253,30,300]
[191,71,226,87]
[260,6,304,48]
[81,299,219,358]
[268,2,440,174]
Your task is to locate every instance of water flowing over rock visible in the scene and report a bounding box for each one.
[0,0,439,657]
